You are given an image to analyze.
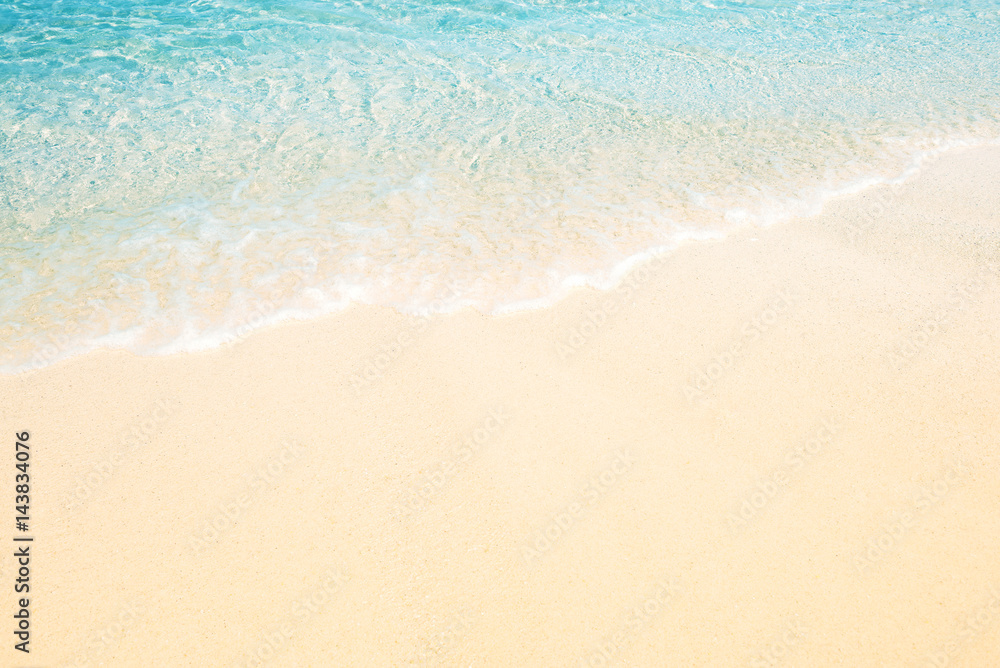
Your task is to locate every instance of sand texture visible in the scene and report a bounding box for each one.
[1,146,999,667]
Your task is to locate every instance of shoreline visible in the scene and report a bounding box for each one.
[5,138,1000,379]
[1,145,999,666]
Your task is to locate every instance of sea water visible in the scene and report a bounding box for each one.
[2,0,999,371]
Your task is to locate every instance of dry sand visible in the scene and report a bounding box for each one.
[1,146,999,667]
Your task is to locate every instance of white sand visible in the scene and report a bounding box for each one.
[2,146,999,667]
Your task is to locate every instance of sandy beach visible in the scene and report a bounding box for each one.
[2,145,999,666]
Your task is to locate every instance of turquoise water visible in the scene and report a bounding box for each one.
[2,0,999,370]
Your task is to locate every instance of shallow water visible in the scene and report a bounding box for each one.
[2,0,999,371]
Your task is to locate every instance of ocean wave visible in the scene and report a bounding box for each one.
[2,0,999,373]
